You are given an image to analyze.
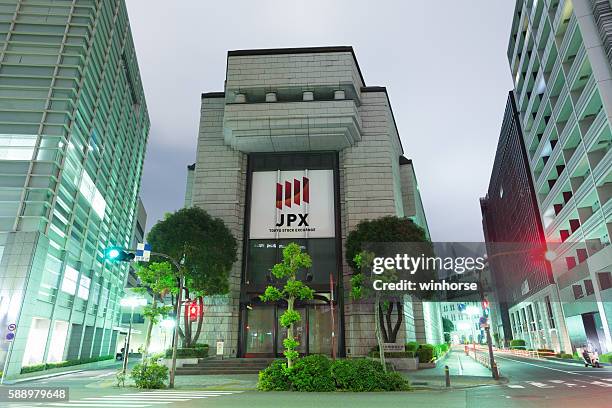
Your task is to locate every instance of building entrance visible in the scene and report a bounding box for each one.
[242,298,335,357]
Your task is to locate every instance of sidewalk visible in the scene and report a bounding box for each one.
[403,348,506,389]
[1,358,126,385]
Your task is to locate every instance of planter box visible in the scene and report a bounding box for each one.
[161,358,198,369]
[387,357,419,371]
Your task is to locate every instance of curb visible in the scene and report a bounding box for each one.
[1,370,84,385]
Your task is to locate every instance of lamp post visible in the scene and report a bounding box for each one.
[160,318,176,351]
[120,296,147,374]
[104,246,186,389]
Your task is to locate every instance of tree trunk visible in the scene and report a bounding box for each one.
[287,296,295,368]
[142,298,157,363]
[191,296,204,345]
[385,302,394,342]
[378,300,389,343]
[390,301,403,343]
[374,293,387,372]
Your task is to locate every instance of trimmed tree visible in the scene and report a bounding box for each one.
[146,207,237,347]
[260,243,314,368]
[132,262,176,361]
[346,216,433,344]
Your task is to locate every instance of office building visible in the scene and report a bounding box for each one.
[481,92,568,351]
[0,0,149,377]
[507,0,612,353]
[187,46,441,357]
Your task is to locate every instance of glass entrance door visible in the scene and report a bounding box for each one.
[245,306,275,356]
[243,301,336,357]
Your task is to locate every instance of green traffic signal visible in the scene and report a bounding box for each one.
[104,247,135,262]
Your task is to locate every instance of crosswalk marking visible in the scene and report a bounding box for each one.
[590,381,612,387]
[20,390,242,408]
[506,384,524,388]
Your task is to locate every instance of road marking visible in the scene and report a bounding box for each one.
[48,404,149,407]
[92,372,115,378]
[83,398,177,403]
[590,381,612,387]
[506,384,524,388]
[548,380,565,383]
[526,381,554,388]
[495,355,590,376]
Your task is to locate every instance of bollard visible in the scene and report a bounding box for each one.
[445,365,451,387]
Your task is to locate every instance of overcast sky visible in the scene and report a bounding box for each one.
[126,0,515,242]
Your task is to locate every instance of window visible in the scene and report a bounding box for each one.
[584,279,594,296]
[598,272,611,291]
[545,295,555,328]
[572,284,584,300]
[60,265,78,295]
[77,275,90,300]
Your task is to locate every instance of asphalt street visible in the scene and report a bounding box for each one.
[1,352,610,408]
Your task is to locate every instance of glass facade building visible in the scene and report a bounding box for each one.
[0,0,149,377]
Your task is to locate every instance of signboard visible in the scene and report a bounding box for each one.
[382,343,404,353]
[249,170,335,239]
[216,341,224,356]
[5,323,16,342]
[135,243,151,262]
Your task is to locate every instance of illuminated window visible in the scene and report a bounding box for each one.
[60,265,79,295]
[78,275,90,300]
[78,171,106,219]
[0,134,36,160]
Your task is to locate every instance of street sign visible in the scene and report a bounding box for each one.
[457,303,466,312]
[5,332,14,342]
[216,341,224,356]
[135,243,152,262]
[7,323,16,331]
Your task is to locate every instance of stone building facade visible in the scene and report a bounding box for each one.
[186,46,441,357]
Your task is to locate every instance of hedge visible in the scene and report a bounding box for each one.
[164,344,209,359]
[258,356,410,392]
[21,355,114,374]
[509,339,526,349]
[600,353,612,363]
[417,344,435,363]
[405,342,419,352]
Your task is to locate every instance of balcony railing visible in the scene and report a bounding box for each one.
[575,76,597,117]
[559,14,578,62]
[593,147,612,185]
[566,45,586,89]
[583,108,607,151]
[542,168,570,210]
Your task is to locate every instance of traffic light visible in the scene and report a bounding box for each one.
[482,298,490,316]
[187,301,200,321]
[105,247,135,262]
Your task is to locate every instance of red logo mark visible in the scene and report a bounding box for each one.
[276,177,309,209]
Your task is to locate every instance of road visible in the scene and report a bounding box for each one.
[1,353,610,408]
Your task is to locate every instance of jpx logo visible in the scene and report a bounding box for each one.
[275,177,309,227]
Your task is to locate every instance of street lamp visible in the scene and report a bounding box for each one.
[160,318,176,351]
[464,305,481,350]
[120,296,147,374]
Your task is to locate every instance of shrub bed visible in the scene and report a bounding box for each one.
[405,342,419,353]
[131,362,168,389]
[555,353,574,359]
[600,353,612,363]
[164,344,209,358]
[417,344,435,363]
[20,355,114,374]
[258,356,410,392]
[510,339,526,349]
